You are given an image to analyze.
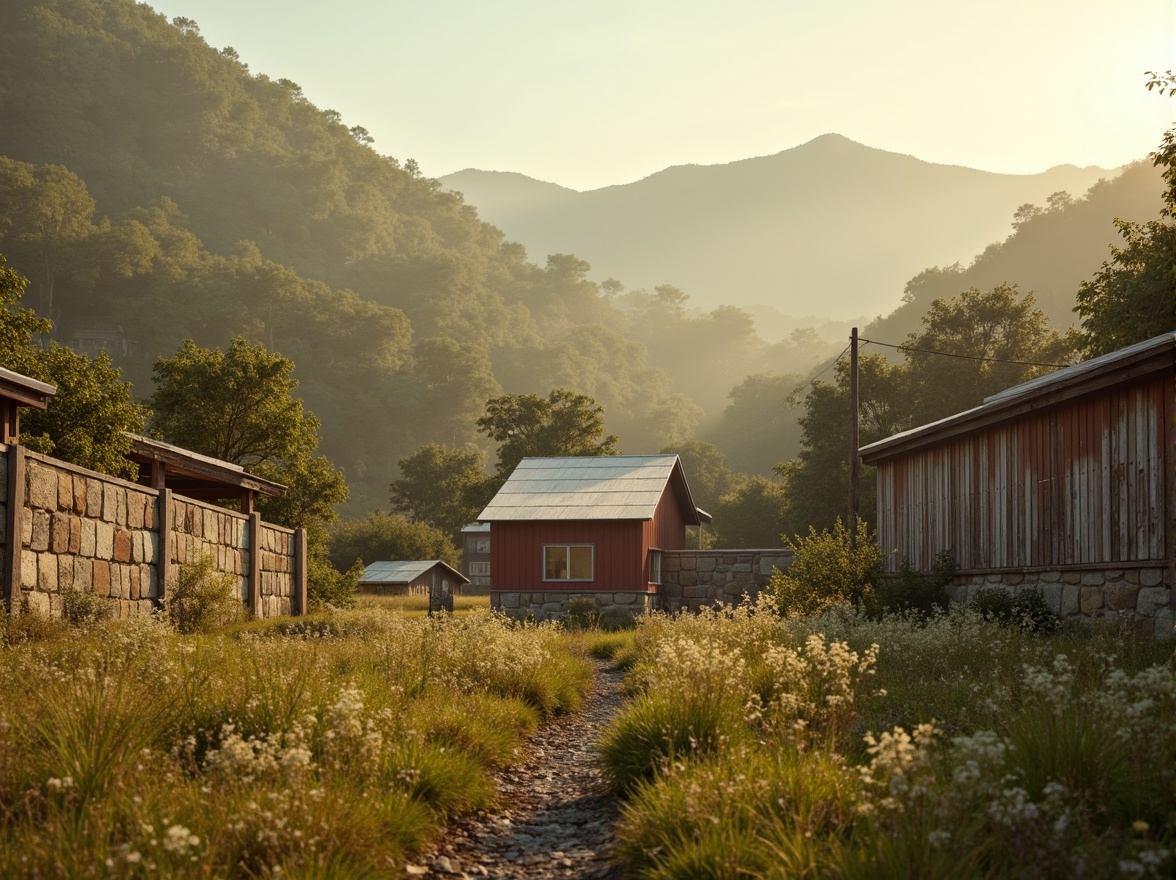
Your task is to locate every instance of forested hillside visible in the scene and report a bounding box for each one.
[0,0,818,513]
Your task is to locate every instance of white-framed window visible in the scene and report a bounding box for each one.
[649,549,663,585]
[469,562,490,577]
[543,544,594,581]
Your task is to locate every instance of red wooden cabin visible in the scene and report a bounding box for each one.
[479,455,709,620]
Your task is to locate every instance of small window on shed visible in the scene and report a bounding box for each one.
[543,544,594,581]
[649,549,662,585]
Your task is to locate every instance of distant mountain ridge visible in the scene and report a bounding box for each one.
[441,135,1123,318]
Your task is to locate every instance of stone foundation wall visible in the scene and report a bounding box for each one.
[2,446,306,620]
[948,566,1174,639]
[492,590,659,624]
[661,549,793,612]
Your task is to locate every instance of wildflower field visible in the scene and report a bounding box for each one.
[598,602,1175,879]
[0,607,591,876]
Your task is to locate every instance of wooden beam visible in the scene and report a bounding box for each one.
[241,490,254,516]
[4,445,24,612]
[294,527,307,616]
[157,488,171,607]
[248,512,262,619]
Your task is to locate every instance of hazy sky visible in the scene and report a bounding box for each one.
[149,0,1175,191]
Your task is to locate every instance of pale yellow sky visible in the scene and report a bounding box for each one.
[149,0,1175,190]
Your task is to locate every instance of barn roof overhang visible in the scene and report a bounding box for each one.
[124,434,287,503]
[860,332,1176,465]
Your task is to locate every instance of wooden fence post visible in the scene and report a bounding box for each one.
[294,527,307,616]
[156,488,171,608]
[248,512,262,619]
[3,445,25,612]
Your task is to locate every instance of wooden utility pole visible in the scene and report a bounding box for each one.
[848,327,860,550]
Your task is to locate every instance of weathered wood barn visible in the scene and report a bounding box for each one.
[478,455,711,620]
[358,560,467,597]
[860,333,1176,637]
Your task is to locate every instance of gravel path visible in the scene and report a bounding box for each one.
[408,661,626,879]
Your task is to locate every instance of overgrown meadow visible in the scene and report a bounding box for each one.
[0,606,591,877]
[596,602,1175,879]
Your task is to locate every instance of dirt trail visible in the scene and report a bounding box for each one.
[409,661,626,879]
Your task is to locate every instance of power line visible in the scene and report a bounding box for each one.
[859,337,1071,369]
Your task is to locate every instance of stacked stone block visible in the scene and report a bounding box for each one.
[494,590,658,624]
[948,568,1174,639]
[660,550,792,612]
[20,455,159,618]
[171,496,249,605]
[258,524,296,617]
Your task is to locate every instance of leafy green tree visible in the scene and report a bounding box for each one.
[902,284,1073,424]
[477,388,619,479]
[20,346,146,479]
[659,440,737,517]
[328,512,460,571]
[779,355,909,535]
[389,444,488,535]
[714,475,788,548]
[1074,71,1176,357]
[705,372,805,476]
[149,337,320,467]
[0,157,96,318]
[0,254,144,478]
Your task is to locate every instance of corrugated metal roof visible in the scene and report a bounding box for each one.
[478,455,703,522]
[359,560,466,584]
[860,332,1176,462]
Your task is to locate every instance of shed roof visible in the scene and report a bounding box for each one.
[477,454,710,524]
[125,434,287,498]
[359,560,468,585]
[860,332,1176,464]
[0,366,55,410]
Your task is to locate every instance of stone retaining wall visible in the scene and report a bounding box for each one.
[492,590,658,624]
[2,445,306,620]
[661,549,793,612]
[948,566,1174,639]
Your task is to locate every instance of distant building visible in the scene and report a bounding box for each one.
[64,316,134,358]
[358,560,468,597]
[460,522,491,593]
[478,455,711,620]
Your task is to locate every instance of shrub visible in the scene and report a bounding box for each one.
[969,587,1058,634]
[770,518,882,617]
[166,554,243,633]
[61,587,114,626]
[873,549,955,617]
[563,599,600,631]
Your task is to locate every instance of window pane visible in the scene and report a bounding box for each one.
[569,546,593,580]
[545,547,567,579]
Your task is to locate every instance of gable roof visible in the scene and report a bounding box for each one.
[359,560,468,585]
[860,332,1176,463]
[477,454,710,524]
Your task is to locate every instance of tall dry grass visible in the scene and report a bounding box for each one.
[602,600,1174,879]
[0,605,591,876]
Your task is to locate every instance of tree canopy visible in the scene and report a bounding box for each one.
[477,388,619,480]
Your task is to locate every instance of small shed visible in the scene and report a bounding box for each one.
[478,455,710,620]
[0,367,55,444]
[358,560,468,597]
[860,333,1175,636]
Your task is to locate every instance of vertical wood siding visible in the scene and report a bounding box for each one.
[876,375,1171,571]
[490,520,649,592]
